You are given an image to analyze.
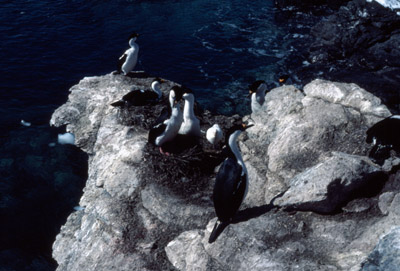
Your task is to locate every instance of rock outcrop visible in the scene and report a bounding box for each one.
[51,73,400,270]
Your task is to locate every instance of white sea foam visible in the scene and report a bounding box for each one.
[20,120,31,127]
[58,133,75,145]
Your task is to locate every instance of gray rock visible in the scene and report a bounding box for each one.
[141,184,213,229]
[274,152,380,213]
[362,227,400,271]
[51,74,400,271]
[378,192,396,215]
[243,79,390,205]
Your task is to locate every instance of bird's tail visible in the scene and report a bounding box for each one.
[110,100,125,107]
[208,220,228,243]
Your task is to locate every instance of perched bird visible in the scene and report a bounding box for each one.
[178,92,201,137]
[366,115,400,163]
[110,78,165,107]
[209,123,253,243]
[118,32,140,75]
[249,80,268,114]
[206,124,223,146]
[148,86,184,154]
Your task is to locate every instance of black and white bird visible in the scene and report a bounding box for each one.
[206,124,223,147]
[366,115,400,163]
[178,92,201,137]
[110,78,165,107]
[209,123,253,243]
[118,32,140,75]
[148,86,184,154]
[249,80,268,114]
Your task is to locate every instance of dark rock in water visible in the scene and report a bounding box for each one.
[276,0,400,114]
[309,0,400,68]
[275,0,349,11]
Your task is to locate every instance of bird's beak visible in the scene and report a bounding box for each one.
[160,79,166,83]
[279,78,285,83]
[242,123,254,130]
[247,90,253,98]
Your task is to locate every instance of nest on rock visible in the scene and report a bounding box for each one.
[140,113,243,200]
[113,79,245,200]
[115,96,170,130]
[141,142,224,200]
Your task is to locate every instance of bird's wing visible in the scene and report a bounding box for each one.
[118,54,127,71]
[213,158,246,222]
[148,123,167,144]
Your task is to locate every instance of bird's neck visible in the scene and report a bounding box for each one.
[152,82,162,99]
[171,104,181,118]
[183,97,195,120]
[256,84,267,104]
[228,131,246,172]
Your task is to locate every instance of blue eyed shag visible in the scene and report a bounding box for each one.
[249,80,268,115]
[110,78,165,107]
[366,115,400,163]
[206,124,223,147]
[148,86,185,154]
[178,92,201,137]
[118,32,140,75]
[209,123,253,242]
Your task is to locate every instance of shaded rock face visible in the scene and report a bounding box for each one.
[51,74,400,271]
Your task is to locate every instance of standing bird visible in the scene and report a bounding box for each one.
[248,80,268,115]
[206,124,224,147]
[366,115,400,164]
[148,86,184,154]
[110,78,165,107]
[178,92,201,137]
[209,123,253,243]
[118,32,140,75]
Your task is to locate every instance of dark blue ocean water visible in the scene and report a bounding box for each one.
[0,0,307,269]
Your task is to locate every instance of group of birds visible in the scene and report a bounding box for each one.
[112,32,400,243]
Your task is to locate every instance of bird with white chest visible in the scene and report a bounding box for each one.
[209,123,253,243]
[178,91,201,137]
[148,86,184,154]
[206,124,223,147]
[118,32,140,75]
[249,80,268,115]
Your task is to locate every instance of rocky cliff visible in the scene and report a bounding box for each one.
[51,73,400,271]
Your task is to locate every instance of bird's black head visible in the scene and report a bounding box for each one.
[171,85,193,102]
[226,122,254,139]
[153,77,165,84]
[170,86,184,103]
[129,32,140,40]
[248,80,266,95]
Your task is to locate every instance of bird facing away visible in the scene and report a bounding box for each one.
[178,92,201,137]
[249,80,268,114]
[118,32,140,75]
[209,123,254,243]
[366,115,400,163]
[206,124,223,146]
